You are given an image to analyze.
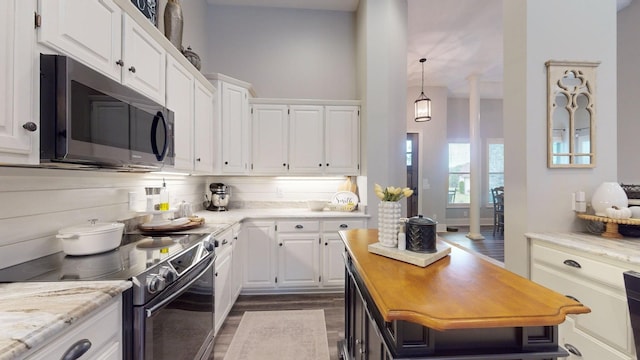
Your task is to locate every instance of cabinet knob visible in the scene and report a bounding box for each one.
[295,224,304,229]
[564,343,582,357]
[283,163,287,167]
[196,158,201,162]
[339,224,349,229]
[326,163,330,167]
[128,66,136,73]
[318,163,322,167]
[61,339,92,360]
[225,161,229,165]
[562,259,581,268]
[22,122,37,132]
[279,243,283,247]
[115,59,124,66]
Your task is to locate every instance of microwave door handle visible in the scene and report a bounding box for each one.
[150,111,169,161]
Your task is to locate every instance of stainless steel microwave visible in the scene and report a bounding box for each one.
[39,54,174,171]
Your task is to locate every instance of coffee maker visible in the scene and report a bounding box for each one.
[207,183,231,211]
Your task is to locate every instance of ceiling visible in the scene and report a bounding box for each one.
[207,0,633,99]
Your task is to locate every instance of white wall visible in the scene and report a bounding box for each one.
[358,0,408,227]
[0,168,207,268]
[406,85,448,229]
[503,0,618,276]
[204,4,357,99]
[617,0,640,182]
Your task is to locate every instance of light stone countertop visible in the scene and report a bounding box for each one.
[526,232,640,265]
[193,207,370,228]
[0,281,131,360]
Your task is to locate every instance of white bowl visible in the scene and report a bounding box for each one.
[307,200,328,211]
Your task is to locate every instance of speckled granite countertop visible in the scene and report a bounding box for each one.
[0,281,131,360]
[526,232,640,266]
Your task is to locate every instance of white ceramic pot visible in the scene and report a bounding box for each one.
[56,221,124,256]
[591,182,628,217]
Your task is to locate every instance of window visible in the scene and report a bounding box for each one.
[488,139,504,204]
[448,143,470,205]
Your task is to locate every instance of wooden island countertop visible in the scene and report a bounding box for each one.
[340,229,590,331]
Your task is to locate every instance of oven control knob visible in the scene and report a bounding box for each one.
[203,238,215,252]
[146,274,166,294]
[159,266,178,284]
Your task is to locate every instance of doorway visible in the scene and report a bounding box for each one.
[406,133,419,217]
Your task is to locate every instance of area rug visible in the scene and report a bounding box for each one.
[223,309,330,360]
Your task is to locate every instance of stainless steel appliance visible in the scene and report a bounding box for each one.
[207,183,231,211]
[0,231,219,360]
[39,54,175,171]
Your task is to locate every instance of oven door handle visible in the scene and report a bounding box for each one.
[145,255,215,318]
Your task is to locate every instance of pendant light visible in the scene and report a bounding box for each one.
[415,58,432,122]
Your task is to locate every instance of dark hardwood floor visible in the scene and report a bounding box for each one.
[438,225,504,263]
[211,293,345,360]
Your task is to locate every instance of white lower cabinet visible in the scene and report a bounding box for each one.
[241,218,366,294]
[241,221,277,290]
[26,296,122,360]
[214,228,233,335]
[529,238,637,360]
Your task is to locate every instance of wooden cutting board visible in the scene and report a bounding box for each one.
[139,217,205,233]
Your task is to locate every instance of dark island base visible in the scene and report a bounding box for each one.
[340,253,569,360]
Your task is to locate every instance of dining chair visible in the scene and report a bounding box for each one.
[491,186,504,236]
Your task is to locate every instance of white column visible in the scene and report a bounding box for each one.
[467,74,484,240]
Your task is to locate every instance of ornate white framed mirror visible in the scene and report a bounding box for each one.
[546,60,599,168]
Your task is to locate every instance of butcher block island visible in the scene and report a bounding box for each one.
[339,229,590,359]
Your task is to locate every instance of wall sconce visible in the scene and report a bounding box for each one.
[415,58,432,122]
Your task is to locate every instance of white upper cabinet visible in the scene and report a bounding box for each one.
[194,81,215,174]
[38,0,166,105]
[288,105,325,174]
[166,56,194,171]
[250,100,360,176]
[324,106,360,174]
[220,82,250,174]
[38,0,122,82]
[121,15,166,105]
[251,104,289,174]
[0,0,39,165]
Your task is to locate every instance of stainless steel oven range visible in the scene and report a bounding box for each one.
[0,232,217,360]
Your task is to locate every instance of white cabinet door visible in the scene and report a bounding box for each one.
[38,0,123,82]
[231,225,243,301]
[251,104,289,174]
[122,15,165,105]
[221,82,249,174]
[27,297,122,360]
[0,0,38,165]
[193,81,215,173]
[242,221,277,289]
[288,105,324,174]
[325,106,360,175]
[322,233,346,287]
[277,233,320,288]
[166,56,194,171]
[214,244,232,335]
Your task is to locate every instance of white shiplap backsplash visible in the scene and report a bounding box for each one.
[0,167,207,268]
[0,168,354,269]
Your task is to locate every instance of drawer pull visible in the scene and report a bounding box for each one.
[295,224,304,229]
[563,259,582,268]
[339,224,349,229]
[221,239,228,245]
[565,295,581,303]
[564,343,582,356]
[61,339,92,360]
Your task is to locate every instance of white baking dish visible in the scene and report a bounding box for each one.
[56,221,124,256]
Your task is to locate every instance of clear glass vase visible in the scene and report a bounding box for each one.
[378,201,401,247]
